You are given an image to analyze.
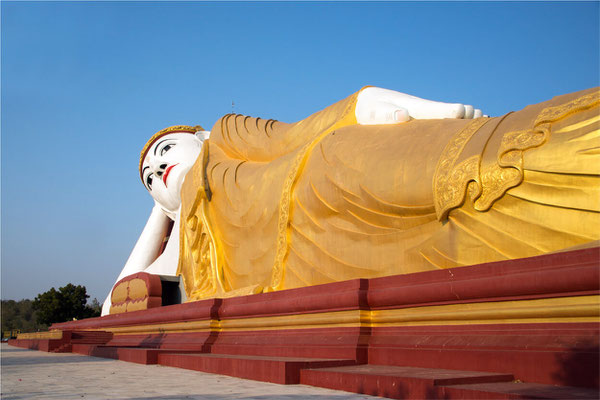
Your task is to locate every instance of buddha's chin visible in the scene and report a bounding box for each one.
[165,195,182,213]
[168,168,189,195]
[152,169,190,216]
[153,190,182,216]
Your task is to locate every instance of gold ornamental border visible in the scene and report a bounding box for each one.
[268,91,360,291]
[17,331,63,340]
[434,118,491,220]
[434,90,600,219]
[88,294,598,336]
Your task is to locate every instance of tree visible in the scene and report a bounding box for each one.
[32,284,100,326]
[2,299,46,334]
[88,298,102,315]
[2,299,48,334]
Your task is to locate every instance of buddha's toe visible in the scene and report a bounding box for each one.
[464,105,475,119]
[394,108,410,122]
[445,103,466,119]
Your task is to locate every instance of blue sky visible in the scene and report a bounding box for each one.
[2,1,599,302]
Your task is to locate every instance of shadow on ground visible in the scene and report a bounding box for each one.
[1,355,114,366]
[118,396,361,400]
[1,348,32,353]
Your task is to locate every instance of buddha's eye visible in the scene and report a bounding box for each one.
[146,174,154,190]
[160,144,173,156]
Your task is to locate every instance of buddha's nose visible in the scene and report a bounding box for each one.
[149,158,168,178]
[155,163,168,178]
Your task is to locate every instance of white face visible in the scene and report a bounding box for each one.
[141,132,204,213]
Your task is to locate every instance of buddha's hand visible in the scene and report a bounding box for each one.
[355,87,484,125]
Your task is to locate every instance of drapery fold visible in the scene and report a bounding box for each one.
[178,88,600,301]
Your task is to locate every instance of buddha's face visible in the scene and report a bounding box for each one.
[141,132,204,214]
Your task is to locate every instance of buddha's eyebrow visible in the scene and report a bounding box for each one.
[154,138,170,155]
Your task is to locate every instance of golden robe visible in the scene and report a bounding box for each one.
[178,88,600,301]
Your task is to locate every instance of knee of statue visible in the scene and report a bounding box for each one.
[139,125,210,217]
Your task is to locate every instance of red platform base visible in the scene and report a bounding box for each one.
[159,353,357,384]
[301,365,513,399]
[9,247,600,399]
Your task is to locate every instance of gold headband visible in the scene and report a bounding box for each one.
[139,125,204,181]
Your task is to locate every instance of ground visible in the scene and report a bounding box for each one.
[0,343,382,400]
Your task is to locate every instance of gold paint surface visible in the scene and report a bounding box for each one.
[177,88,600,299]
[109,278,155,315]
[369,295,599,326]
[109,303,127,315]
[128,279,149,300]
[110,281,128,303]
[126,298,150,312]
[17,331,63,340]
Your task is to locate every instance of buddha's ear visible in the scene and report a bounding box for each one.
[195,130,210,142]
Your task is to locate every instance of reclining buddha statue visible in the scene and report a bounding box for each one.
[102,86,600,315]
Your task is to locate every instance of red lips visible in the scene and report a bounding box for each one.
[162,163,178,187]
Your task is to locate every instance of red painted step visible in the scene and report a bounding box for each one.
[440,382,600,400]
[300,365,515,399]
[70,330,113,345]
[157,353,357,384]
[71,344,203,365]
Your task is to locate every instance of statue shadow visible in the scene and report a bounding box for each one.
[138,333,166,349]
[1,347,32,353]
[552,338,599,389]
[1,354,114,366]
[126,396,367,400]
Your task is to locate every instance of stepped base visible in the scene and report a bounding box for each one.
[72,344,202,365]
[300,365,597,399]
[9,330,113,353]
[158,353,357,384]
[13,248,600,397]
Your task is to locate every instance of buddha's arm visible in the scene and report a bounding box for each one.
[100,204,172,315]
[115,204,172,280]
[144,212,180,275]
